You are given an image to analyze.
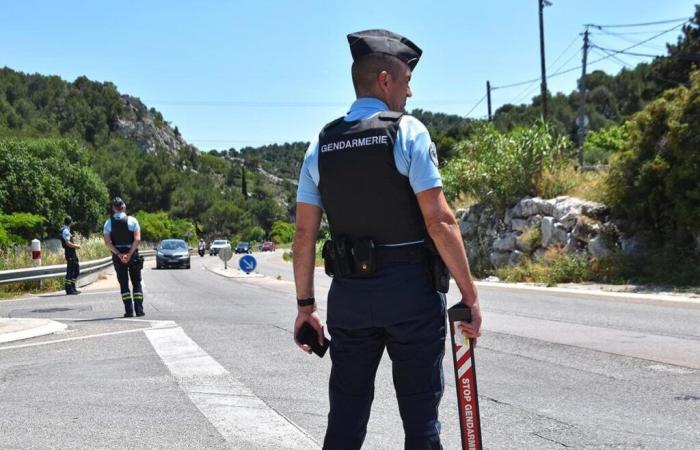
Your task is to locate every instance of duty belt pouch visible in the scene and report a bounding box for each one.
[424,239,450,293]
[322,238,353,278]
[129,254,144,271]
[322,240,336,277]
[350,238,376,277]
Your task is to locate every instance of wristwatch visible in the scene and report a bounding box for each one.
[297,297,315,307]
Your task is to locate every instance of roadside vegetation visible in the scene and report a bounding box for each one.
[2,5,700,290]
[0,235,110,298]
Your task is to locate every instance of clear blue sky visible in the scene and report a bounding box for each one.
[2,1,695,150]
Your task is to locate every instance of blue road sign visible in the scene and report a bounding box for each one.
[239,254,257,274]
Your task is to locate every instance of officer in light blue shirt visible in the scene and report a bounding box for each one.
[60,215,81,295]
[103,197,144,317]
[292,29,481,450]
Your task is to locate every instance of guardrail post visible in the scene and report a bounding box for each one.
[31,239,42,288]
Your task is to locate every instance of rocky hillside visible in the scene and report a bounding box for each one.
[116,95,197,155]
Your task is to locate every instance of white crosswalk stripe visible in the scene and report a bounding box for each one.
[145,325,321,449]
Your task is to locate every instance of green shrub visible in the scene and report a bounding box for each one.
[133,211,196,243]
[0,212,46,244]
[443,121,573,209]
[583,125,629,165]
[605,70,700,241]
[269,220,295,244]
[0,138,108,235]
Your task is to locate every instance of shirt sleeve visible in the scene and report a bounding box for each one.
[396,116,442,194]
[296,137,324,209]
[129,217,140,232]
[103,219,111,235]
[61,228,71,240]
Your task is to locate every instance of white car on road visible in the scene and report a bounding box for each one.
[208,239,230,256]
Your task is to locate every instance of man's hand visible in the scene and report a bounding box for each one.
[458,300,482,346]
[293,309,325,354]
[119,253,129,265]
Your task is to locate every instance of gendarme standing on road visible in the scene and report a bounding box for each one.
[103,197,145,318]
[60,215,81,295]
[293,29,482,450]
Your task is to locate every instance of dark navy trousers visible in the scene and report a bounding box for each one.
[112,251,143,303]
[64,255,80,293]
[323,262,446,450]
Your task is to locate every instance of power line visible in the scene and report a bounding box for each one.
[465,94,487,118]
[505,34,580,104]
[591,45,659,59]
[593,28,667,53]
[145,99,485,108]
[494,21,686,91]
[586,17,691,29]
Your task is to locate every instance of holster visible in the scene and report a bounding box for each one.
[424,239,450,293]
[322,237,376,278]
[129,254,144,271]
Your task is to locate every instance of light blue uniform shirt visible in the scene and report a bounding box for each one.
[61,225,71,241]
[296,97,442,210]
[103,212,140,238]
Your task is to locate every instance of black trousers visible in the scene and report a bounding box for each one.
[64,256,80,293]
[324,263,446,450]
[112,252,143,304]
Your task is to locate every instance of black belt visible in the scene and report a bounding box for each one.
[375,244,426,265]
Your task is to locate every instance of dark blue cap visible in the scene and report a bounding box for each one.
[112,197,125,208]
[347,29,422,70]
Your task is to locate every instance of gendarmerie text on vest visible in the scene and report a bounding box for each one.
[320,135,388,153]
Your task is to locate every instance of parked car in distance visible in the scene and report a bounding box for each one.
[209,239,230,256]
[261,241,275,252]
[156,239,190,269]
[234,242,252,254]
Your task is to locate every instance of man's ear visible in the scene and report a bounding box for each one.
[377,70,390,92]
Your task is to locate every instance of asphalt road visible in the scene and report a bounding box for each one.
[0,252,698,449]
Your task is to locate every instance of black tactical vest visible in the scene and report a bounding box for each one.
[110,216,134,249]
[318,112,426,245]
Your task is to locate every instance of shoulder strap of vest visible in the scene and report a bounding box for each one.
[378,111,404,122]
[320,116,346,134]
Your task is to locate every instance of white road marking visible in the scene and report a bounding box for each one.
[145,325,320,449]
[0,319,175,351]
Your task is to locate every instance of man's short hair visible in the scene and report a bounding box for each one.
[351,53,405,95]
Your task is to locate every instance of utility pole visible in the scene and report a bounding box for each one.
[538,0,551,120]
[486,80,492,121]
[576,27,590,168]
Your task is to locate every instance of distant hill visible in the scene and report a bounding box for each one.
[0,67,291,239]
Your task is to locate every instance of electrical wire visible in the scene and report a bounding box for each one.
[594,28,667,53]
[465,93,487,118]
[504,34,581,104]
[586,17,691,29]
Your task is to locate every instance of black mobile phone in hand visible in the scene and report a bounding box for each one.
[296,322,330,358]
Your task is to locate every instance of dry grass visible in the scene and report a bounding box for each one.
[495,247,594,286]
[536,165,607,202]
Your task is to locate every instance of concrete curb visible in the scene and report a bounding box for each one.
[205,264,265,279]
[471,280,700,304]
[0,318,67,344]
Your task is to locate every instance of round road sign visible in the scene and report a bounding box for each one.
[239,254,257,274]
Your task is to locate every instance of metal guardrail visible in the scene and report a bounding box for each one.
[0,250,156,285]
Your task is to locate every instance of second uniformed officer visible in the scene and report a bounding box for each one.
[60,215,81,295]
[293,30,482,449]
[103,197,145,317]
